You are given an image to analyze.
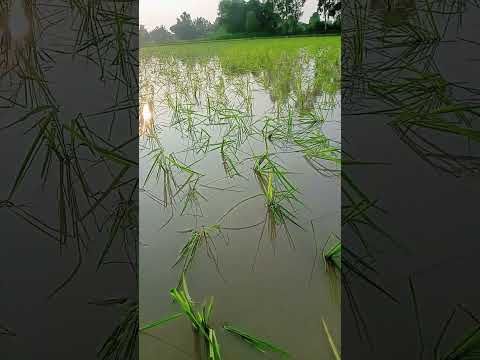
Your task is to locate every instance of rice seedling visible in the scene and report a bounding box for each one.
[255,169,303,249]
[98,301,139,360]
[143,146,201,206]
[219,138,242,178]
[435,304,480,360]
[223,324,290,357]
[324,237,342,271]
[173,224,226,281]
[140,313,183,332]
[322,318,341,360]
[170,276,222,360]
[253,153,298,195]
[177,177,208,217]
[141,275,292,360]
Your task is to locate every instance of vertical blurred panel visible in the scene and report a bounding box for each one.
[343,0,480,358]
[0,1,139,359]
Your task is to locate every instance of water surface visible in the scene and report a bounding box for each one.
[139,37,341,360]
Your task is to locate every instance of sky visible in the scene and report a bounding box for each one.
[140,0,318,31]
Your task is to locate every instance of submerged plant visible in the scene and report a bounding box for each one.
[223,324,290,357]
[173,224,226,281]
[170,277,222,360]
[140,276,290,360]
[254,155,303,248]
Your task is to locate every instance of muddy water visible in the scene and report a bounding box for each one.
[140,48,340,360]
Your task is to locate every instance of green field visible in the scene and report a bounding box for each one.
[140,35,340,63]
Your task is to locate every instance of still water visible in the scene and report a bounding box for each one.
[139,39,340,359]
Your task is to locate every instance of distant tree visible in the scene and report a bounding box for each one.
[245,10,260,32]
[308,11,322,32]
[218,0,247,33]
[149,25,174,43]
[318,0,341,31]
[273,0,306,26]
[139,24,149,45]
[170,12,197,40]
[193,17,214,38]
[246,0,262,14]
[258,0,281,33]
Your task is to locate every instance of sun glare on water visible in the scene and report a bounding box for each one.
[142,103,152,124]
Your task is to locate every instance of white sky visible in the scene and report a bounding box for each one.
[140,0,318,31]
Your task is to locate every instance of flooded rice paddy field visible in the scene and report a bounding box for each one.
[139,36,341,360]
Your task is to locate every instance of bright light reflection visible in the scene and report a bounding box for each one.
[142,103,152,124]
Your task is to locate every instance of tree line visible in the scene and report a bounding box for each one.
[140,0,340,44]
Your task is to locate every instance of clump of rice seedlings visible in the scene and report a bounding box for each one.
[223,324,290,357]
[141,276,293,360]
[322,318,341,360]
[173,224,225,280]
[433,304,480,360]
[324,235,342,271]
[143,147,200,206]
[440,325,480,360]
[341,244,398,303]
[178,177,208,217]
[262,173,302,247]
[207,138,242,178]
[296,132,340,162]
[253,153,297,195]
[98,301,138,360]
[139,276,222,359]
[252,154,303,249]
[171,276,222,360]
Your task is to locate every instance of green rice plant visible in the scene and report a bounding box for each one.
[173,225,225,280]
[324,239,342,271]
[170,276,222,360]
[140,276,293,359]
[98,301,138,360]
[251,152,304,250]
[223,324,290,357]
[178,177,208,217]
[140,313,183,332]
[144,147,200,206]
[440,325,480,360]
[253,153,297,195]
[208,137,242,178]
[322,318,341,360]
[434,303,480,360]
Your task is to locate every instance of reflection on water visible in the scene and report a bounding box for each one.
[140,38,341,360]
[140,101,154,135]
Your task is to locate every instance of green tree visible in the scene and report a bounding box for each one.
[139,24,149,45]
[258,0,281,33]
[308,12,322,32]
[245,10,260,32]
[193,17,214,38]
[218,0,247,33]
[149,25,174,43]
[273,0,306,27]
[170,12,197,40]
[318,0,341,31]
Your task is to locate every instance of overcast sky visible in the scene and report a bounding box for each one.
[140,0,318,31]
